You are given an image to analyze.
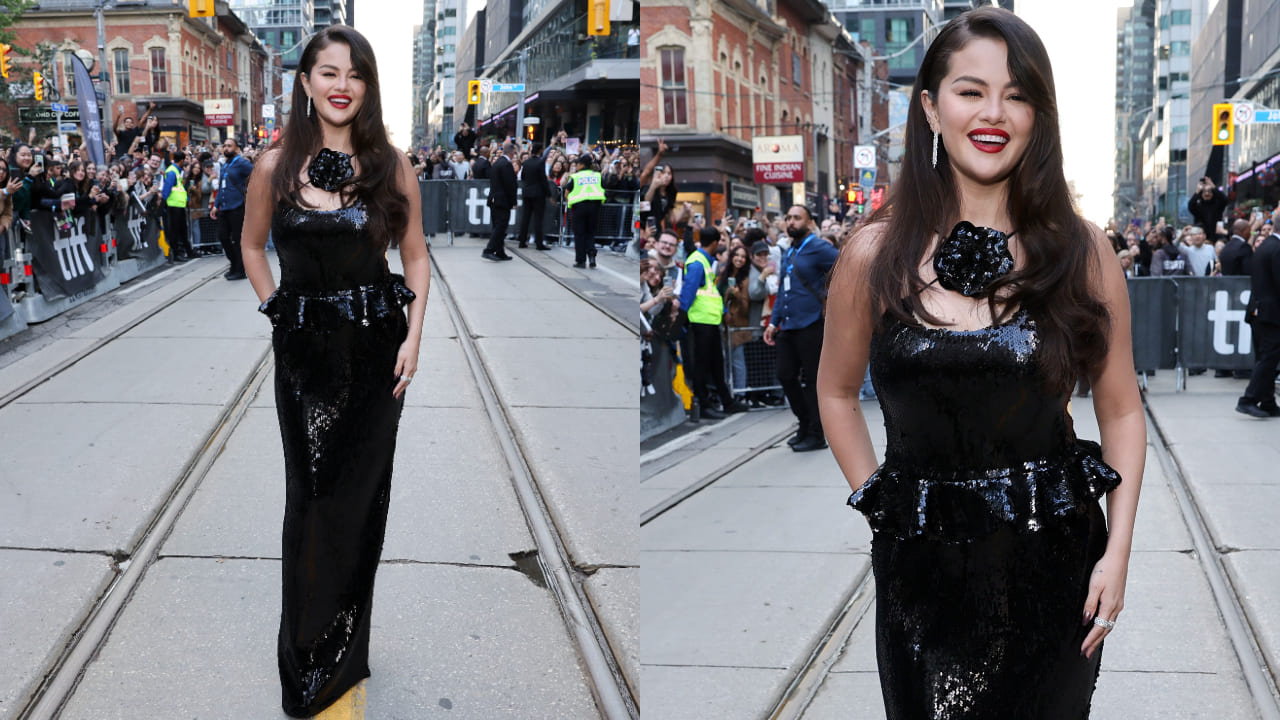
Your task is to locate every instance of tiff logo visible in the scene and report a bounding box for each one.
[54,215,95,281]
[1207,289,1252,355]
[465,187,519,227]
[126,208,146,251]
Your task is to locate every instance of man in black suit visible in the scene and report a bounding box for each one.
[1238,224,1280,417]
[483,140,518,261]
[515,144,552,250]
[1219,222,1253,277]
[470,147,491,180]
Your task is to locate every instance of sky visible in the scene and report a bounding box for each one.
[1017,0,1131,226]
[361,0,1128,224]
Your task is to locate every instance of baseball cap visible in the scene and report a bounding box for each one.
[751,240,770,255]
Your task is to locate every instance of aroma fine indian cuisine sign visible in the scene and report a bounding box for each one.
[752,135,805,184]
[203,98,234,127]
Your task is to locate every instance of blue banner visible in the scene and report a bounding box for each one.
[70,54,105,167]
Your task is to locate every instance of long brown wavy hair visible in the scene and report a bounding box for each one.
[861,7,1109,394]
[269,26,407,247]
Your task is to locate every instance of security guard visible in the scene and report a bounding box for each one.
[161,150,193,262]
[562,155,606,268]
[678,226,744,420]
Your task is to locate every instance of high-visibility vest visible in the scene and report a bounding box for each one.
[165,164,188,208]
[686,250,723,325]
[566,169,605,207]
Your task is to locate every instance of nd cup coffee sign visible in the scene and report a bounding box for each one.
[752,135,805,184]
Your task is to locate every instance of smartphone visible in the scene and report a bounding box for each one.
[32,153,44,172]
[117,178,128,192]
[728,277,737,288]
[695,213,704,224]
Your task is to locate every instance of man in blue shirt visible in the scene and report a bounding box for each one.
[764,205,840,451]
[210,138,253,280]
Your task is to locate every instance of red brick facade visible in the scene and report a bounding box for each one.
[3,6,280,152]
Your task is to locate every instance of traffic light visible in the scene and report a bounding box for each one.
[467,80,480,105]
[845,188,855,203]
[189,0,215,17]
[588,0,611,36]
[0,45,11,80]
[33,71,42,101]
[1212,103,1234,146]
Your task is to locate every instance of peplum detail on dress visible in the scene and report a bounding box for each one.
[848,438,1120,541]
[259,273,416,331]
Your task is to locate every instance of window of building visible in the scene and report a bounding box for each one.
[150,47,167,94]
[64,55,76,96]
[792,50,802,86]
[1170,41,1190,55]
[660,47,688,126]
[1171,9,1190,24]
[887,17,916,70]
[227,49,233,70]
[114,49,130,95]
[444,8,456,16]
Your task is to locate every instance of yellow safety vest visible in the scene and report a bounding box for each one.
[165,165,188,208]
[686,250,723,325]
[566,169,606,207]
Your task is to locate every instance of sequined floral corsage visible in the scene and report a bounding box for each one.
[933,220,1015,297]
[308,148,354,192]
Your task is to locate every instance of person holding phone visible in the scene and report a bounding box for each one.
[1189,175,1228,240]
[5,143,38,226]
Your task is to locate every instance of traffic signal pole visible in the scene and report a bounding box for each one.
[96,0,113,149]
[515,49,527,144]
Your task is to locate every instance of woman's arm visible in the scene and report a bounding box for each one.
[816,224,883,491]
[1080,223,1146,659]
[241,150,278,304]
[395,154,430,400]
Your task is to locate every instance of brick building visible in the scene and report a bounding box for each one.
[4,0,281,153]
[640,0,875,219]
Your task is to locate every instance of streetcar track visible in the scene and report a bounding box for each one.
[510,245,640,338]
[1143,396,1280,719]
[0,263,227,411]
[18,346,272,720]
[429,254,638,719]
[640,424,795,525]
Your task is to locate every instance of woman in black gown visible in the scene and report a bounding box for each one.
[817,9,1145,718]
[240,26,430,718]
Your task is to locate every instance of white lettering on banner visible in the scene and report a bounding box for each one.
[53,216,94,280]
[467,187,488,225]
[128,212,145,250]
[1208,289,1252,354]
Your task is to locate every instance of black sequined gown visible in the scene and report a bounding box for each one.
[850,307,1121,719]
[258,203,415,718]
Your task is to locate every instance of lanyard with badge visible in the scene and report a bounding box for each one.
[782,234,816,295]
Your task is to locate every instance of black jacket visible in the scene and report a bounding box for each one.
[471,155,491,180]
[519,156,552,200]
[489,155,518,209]
[1249,234,1280,326]
[1219,235,1253,276]
[453,130,477,157]
[1187,188,1228,237]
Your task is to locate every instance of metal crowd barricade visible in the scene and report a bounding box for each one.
[554,188,640,249]
[189,208,220,255]
[721,325,784,397]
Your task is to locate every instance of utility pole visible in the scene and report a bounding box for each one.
[514,49,527,143]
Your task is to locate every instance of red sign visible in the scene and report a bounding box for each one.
[205,114,233,127]
[753,162,804,184]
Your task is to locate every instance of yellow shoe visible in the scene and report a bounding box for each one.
[313,679,366,720]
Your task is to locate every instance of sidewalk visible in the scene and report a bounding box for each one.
[0,234,636,718]
[642,374,1276,719]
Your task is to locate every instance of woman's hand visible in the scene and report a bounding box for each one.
[6,177,22,195]
[1081,549,1129,659]
[392,338,420,400]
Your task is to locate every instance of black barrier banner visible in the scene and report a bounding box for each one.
[1127,278,1178,370]
[0,280,13,322]
[420,180,449,235]
[28,211,105,300]
[112,202,161,262]
[446,180,515,234]
[1176,276,1254,370]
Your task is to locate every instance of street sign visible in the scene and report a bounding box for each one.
[19,106,86,124]
[1234,103,1254,125]
[859,167,877,189]
[854,145,875,169]
[262,103,275,119]
[1253,108,1280,123]
[51,102,69,113]
[479,79,493,93]
[491,83,525,93]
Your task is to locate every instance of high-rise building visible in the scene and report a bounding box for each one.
[1114,0,1156,221]
[454,9,487,130]
[228,0,315,70]
[411,0,437,148]
[313,0,348,26]
[827,0,944,90]
[942,0,1014,23]
[425,0,460,147]
[1140,0,1208,222]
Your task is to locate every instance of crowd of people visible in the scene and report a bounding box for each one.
[1,104,260,281]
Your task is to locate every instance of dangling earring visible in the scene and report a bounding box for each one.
[307,96,313,118]
[932,131,939,169]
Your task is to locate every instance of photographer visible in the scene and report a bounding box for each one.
[1188,176,1229,240]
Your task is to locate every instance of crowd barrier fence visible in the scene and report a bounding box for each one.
[722,325,784,396]
[1127,276,1256,390]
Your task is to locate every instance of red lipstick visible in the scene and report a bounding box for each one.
[967,127,1009,153]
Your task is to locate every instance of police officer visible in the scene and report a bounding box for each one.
[562,155,606,268]
[679,226,745,420]
[161,150,193,263]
